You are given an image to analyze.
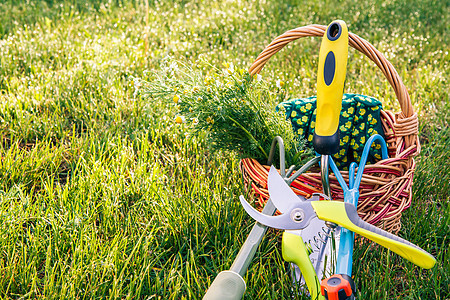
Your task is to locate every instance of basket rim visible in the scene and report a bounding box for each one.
[248,24,419,152]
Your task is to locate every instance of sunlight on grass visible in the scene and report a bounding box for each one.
[0,0,448,299]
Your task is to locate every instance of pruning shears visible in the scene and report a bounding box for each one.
[240,166,436,299]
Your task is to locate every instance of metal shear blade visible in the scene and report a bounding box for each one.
[267,165,304,213]
[239,167,319,230]
[239,195,319,231]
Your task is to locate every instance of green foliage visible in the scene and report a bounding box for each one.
[0,0,448,299]
[140,59,309,166]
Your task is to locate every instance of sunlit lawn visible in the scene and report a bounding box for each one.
[0,0,448,299]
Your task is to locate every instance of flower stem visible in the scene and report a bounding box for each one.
[227,116,268,159]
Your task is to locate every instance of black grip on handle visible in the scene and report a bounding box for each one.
[313,130,340,155]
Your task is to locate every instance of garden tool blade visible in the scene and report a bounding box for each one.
[267,167,335,280]
[267,165,305,213]
[310,201,436,269]
[239,195,316,230]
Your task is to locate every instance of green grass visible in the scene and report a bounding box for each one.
[0,0,448,299]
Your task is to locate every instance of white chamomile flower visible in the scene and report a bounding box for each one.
[276,80,285,88]
[174,116,186,124]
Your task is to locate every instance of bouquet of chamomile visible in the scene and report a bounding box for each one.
[138,57,310,166]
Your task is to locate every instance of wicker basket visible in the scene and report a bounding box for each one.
[241,24,420,234]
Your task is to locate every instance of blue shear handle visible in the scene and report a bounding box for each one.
[351,134,388,191]
[332,134,388,276]
[330,134,388,194]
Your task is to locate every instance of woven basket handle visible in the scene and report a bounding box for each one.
[248,24,419,150]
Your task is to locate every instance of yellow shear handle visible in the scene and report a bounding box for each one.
[313,20,349,155]
[282,232,325,300]
[311,201,436,269]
